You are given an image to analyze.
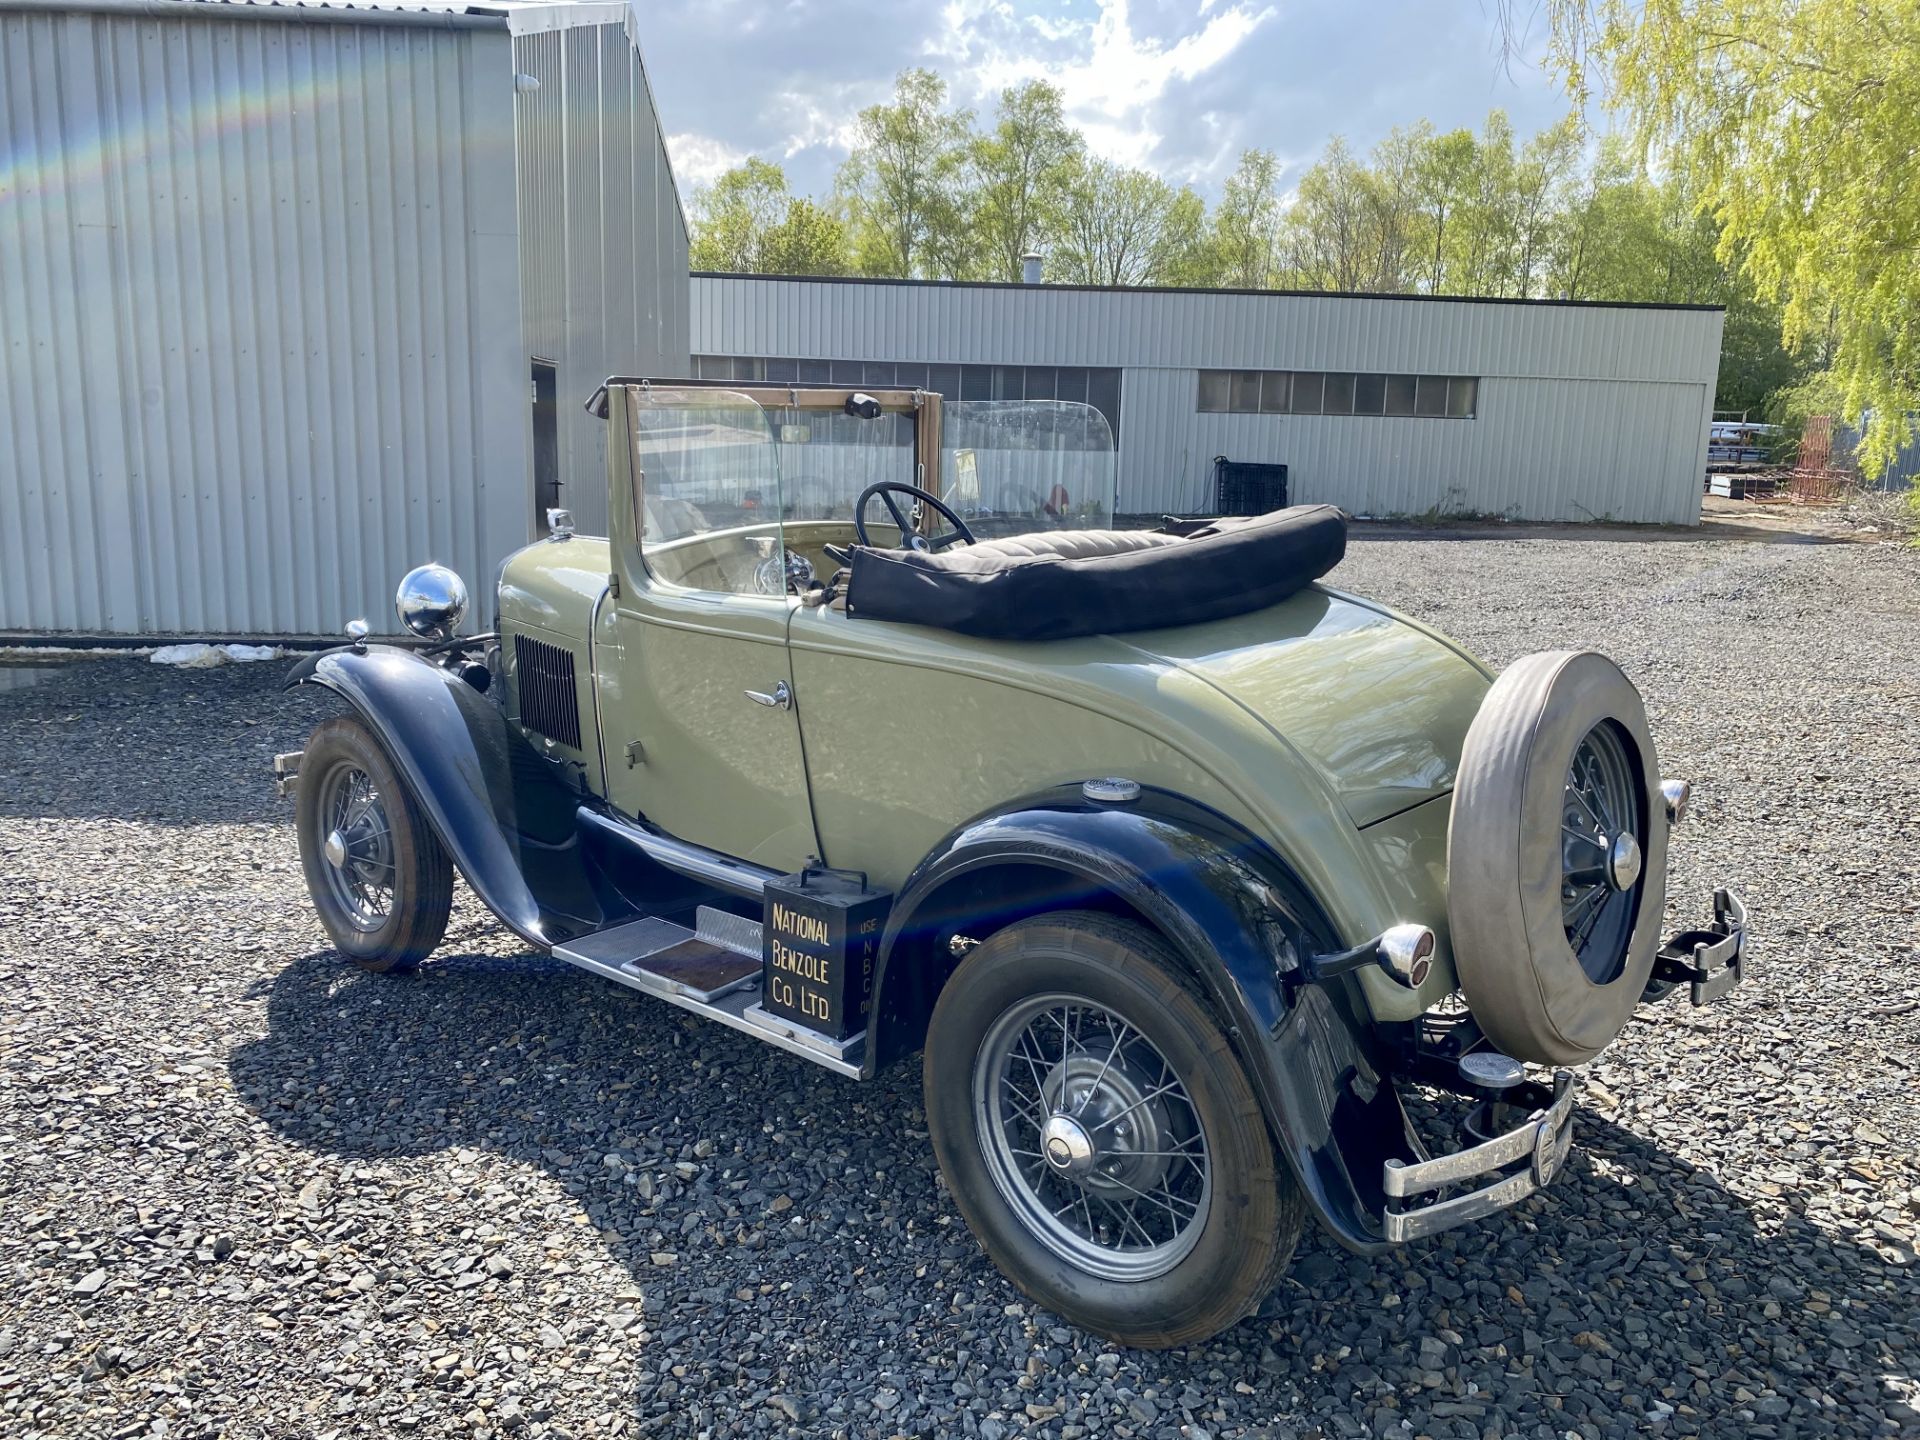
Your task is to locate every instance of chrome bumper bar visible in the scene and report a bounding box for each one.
[1381,1071,1577,1244]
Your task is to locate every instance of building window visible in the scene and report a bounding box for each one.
[692,356,1124,434]
[1197,370,1229,413]
[1197,369,1477,419]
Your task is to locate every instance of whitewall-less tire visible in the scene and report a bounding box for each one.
[1447,650,1668,1065]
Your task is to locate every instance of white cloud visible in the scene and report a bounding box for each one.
[667,132,748,187]
[926,0,1273,182]
[637,1,1574,201]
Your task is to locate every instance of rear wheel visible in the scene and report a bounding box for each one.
[296,714,453,973]
[923,912,1303,1348]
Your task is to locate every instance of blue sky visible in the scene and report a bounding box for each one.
[636,0,1580,201]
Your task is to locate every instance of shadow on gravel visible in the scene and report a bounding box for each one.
[232,948,1920,1436]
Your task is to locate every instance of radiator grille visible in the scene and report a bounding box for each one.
[514,634,583,750]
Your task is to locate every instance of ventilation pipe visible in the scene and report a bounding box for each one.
[1020,251,1043,285]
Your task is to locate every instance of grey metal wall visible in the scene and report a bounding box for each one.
[513,20,688,538]
[0,7,530,635]
[692,276,1725,525]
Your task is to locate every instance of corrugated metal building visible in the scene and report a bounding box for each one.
[1,0,686,637]
[691,275,1725,526]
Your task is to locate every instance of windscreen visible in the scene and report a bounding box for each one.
[763,404,916,525]
[628,387,785,594]
[940,401,1117,538]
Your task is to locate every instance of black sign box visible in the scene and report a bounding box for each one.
[760,867,891,1041]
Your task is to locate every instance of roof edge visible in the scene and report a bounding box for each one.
[0,0,510,30]
[691,270,1726,314]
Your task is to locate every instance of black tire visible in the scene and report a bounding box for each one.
[923,911,1304,1349]
[1447,650,1668,1065]
[295,714,453,974]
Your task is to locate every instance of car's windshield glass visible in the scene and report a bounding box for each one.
[940,400,1116,538]
[762,403,916,532]
[756,397,1117,537]
[629,387,785,595]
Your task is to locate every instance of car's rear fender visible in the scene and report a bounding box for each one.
[285,645,675,948]
[869,785,1413,1252]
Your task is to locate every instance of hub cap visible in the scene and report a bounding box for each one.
[1041,1115,1096,1176]
[1560,720,1647,981]
[314,763,395,933]
[1607,831,1643,892]
[973,994,1211,1282]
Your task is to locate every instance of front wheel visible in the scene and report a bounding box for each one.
[923,912,1304,1348]
[295,714,453,973]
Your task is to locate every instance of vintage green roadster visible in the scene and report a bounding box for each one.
[275,381,1745,1347]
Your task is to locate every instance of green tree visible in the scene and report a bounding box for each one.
[1054,158,1210,286]
[1281,138,1380,292]
[1537,0,1920,475]
[689,159,850,275]
[1211,149,1285,288]
[836,69,973,279]
[1511,117,1584,296]
[969,81,1083,282]
[1452,111,1519,296]
[689,159,788,272]
[1409,125,1478,293]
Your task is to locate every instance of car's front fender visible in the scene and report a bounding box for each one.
[286,645,606,947]
[869,786,1415,1252]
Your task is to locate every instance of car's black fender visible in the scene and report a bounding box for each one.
[867,785,1414,1252]
[286,645,678,948]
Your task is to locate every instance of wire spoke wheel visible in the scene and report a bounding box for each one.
[973,991,1212,1283]
[1560,719,1646,982]
[316,761,397,933]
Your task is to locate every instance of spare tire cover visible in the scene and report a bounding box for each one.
[1447,651,1668,1066]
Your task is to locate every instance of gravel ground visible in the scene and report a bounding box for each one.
[2,529,1918,1440]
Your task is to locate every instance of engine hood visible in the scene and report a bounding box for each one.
[1109,587,1492,828]
[497,534,612,635]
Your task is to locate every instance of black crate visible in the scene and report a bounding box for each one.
[1213,456,1289,517]
[760,866,891,1041]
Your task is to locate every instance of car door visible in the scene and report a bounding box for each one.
[596,387,818,873]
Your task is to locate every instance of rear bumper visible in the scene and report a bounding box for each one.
[1380,886,1747,1244]
[1382,1071,1577,1243]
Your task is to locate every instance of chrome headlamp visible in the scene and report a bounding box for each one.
[395,563,468,639]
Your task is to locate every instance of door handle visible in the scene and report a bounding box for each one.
[744,680,794,711]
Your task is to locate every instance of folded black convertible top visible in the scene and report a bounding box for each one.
[845,504,1348,640]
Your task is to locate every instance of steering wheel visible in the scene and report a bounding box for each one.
[854,482,977,553]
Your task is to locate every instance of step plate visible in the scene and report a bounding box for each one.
[627,939,758,1003]
[551,916,758,1003]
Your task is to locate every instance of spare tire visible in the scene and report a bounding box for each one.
[1447,651,1667,1065]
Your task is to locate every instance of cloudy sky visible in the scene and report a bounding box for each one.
[637,0,1578,201]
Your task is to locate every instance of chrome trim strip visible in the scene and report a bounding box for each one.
[577,806,777,898]
[1382,1071,1577,1243]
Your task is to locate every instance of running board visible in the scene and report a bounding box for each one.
[550,906,864,1079]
